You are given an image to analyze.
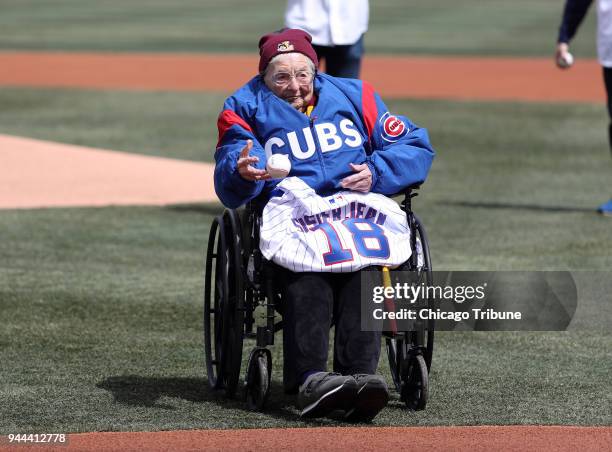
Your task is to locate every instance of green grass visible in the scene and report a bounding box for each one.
[0,88,225,162]
[391,98,612,271]
[0,0,285,53]
[367,0,597,57]
[0,0,598,57]
[0,205,219,432]
[0,207,610,433]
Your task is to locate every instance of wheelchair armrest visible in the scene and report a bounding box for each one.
[390,183,425,214]
[388,183,423,199]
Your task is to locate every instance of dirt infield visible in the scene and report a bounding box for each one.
[0,52,605,103]
[0,134,217,209]
[2,426,607,451]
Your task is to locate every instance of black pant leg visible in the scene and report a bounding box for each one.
[312,44,330,73]
[282,271,334,393]
[324,35,364,79]
[313,36,364,79]
[332,270,382,375]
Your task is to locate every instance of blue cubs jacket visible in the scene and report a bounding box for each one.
[214,73,435,209]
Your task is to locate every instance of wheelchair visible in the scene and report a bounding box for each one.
[203,185,434,412]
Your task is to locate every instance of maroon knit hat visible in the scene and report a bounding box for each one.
[258,28,318,73]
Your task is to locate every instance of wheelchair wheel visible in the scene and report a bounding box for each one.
[414,215,434,370]
[244,347,272,411]
[385,213,434,407]
[401,214,434,369]
[204,217,228,389]
[203,210,246,397]
[400,354,428,411]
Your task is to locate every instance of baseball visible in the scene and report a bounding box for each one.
[557,52,574,68]
[266,153,291,179]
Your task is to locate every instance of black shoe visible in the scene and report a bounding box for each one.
[297,372,357,418]
[344,374,389,422]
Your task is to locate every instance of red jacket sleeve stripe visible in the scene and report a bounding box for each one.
[361,81,378,141]
[217,109,253,148]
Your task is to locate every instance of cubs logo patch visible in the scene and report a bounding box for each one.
[380,112,408,142]
[277,40,294,52]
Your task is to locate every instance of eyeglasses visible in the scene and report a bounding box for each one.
[270,70,314,87]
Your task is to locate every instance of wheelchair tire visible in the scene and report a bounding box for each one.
[244,347,272,411]
[385,213,434,405]
[413,215,435,371]
[220,210,246,398]
[204,216,229,390]
[203,211,246,398]
[400,353,428,411]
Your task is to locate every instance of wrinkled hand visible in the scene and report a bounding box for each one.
[555,42,571,69]
[237,140,271,181]
[341,163,372,192]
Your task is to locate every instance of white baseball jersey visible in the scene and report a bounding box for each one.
[260,177,413,272]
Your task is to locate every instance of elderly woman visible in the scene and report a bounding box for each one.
[214,29,435,421]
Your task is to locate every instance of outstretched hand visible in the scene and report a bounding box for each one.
[341,163,372,192]
[237,140,271,181]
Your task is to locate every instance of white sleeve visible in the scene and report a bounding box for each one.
[284,0,368,46]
